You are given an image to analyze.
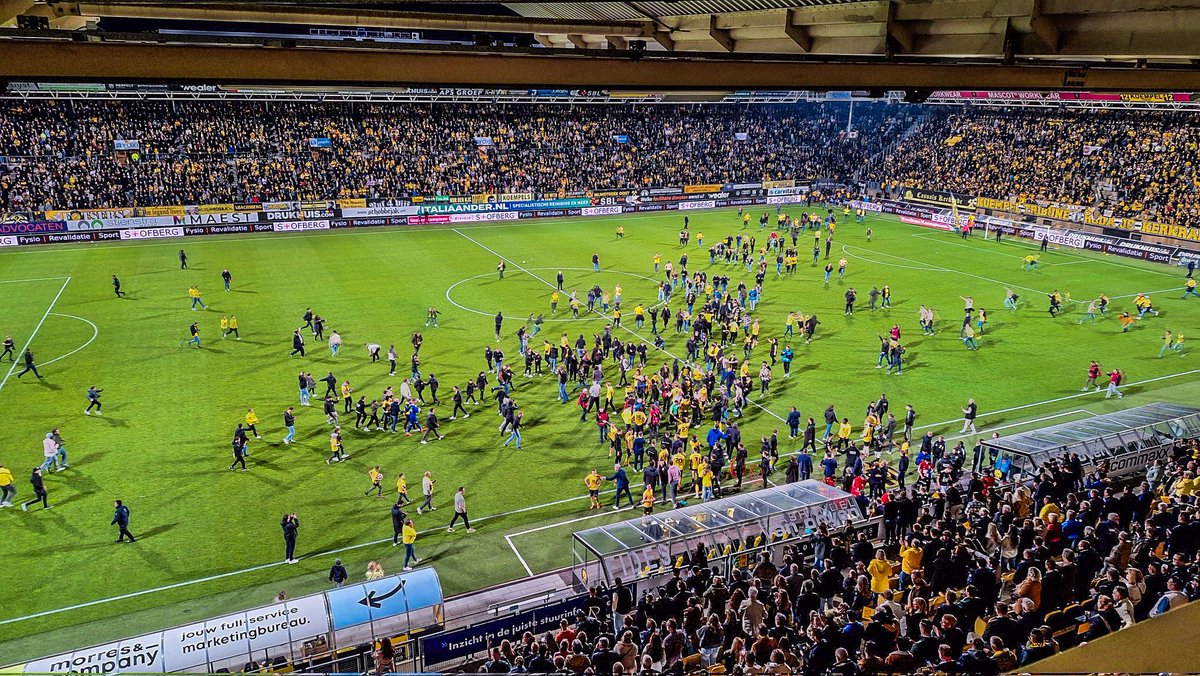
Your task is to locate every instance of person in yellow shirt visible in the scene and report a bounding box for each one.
[899,538,922,589]
[584,469,605,509]
[341,381,354,414]
[641,486,656,515]
[365,465,384,498]
[700,464,714,501]
[837,418,853,451]
[1172,332,1185,354]
[401,518,419,570]
[1037,498,1061,522]
[867,549,892,594]
[395,473,410,504]
[1184,277,1198,299]
[688,448,704,493]
[550,290,560,313]
[616,225,625,239]
[244,408,261,439]
[220,315,229,338]
[653,253,662,273]
[227,314,240,340]
[188,286,208,310]
[0,463,14,506]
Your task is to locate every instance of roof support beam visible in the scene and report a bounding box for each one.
[709,15,735,52]
[885,1,914,55]
[1030,0,1061,52]
[651,30,675,51]
[567,34,588,49]
[606,35,628,50]
[783,9,813,53]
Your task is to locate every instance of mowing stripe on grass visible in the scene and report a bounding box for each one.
[0,276,71,394]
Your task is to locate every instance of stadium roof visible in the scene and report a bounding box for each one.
[3,1,1200,89]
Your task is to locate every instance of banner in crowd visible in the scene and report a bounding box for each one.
[422,593,601,666]
[901,187,976,210]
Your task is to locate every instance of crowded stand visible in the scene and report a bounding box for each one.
[0,101,907,213]
[867,108,1200,228]
[467,434,1200,675]
[5,102,1200,229]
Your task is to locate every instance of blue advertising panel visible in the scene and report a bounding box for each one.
[326,568,442,631]
[421,595,591,665]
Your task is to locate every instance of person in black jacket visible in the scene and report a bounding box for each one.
[281,513,299,563]
[15,349,42,380]
[328,558,348,587]
[20,468,50,511]
[290,330,305,357]
[421,409,443,444]
[112,499,136,542]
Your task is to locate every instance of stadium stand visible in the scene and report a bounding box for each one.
[5,102,1200,230]
[0,101,909,213]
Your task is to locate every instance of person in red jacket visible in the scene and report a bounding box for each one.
[1082,361,1102,391]
[1105,368,1124,399]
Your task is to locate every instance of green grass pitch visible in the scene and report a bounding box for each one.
[0,207,1196,661]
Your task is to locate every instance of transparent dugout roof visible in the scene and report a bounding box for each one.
[573,480,858,557]
[984,403,1200,458]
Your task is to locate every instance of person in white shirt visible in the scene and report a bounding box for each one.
[448,485,476,533]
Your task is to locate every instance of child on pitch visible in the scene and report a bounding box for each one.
[365,465,384,497]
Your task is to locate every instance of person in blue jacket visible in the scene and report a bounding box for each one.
[607,464,633,510]
[786,406,801,439]
[112,499,135,543]
[796,450,813,481]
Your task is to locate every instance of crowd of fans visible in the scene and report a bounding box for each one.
[868,108,1200,227]
[461,435,1200,675]
[4,100,1199,228]
[0,101,906,214]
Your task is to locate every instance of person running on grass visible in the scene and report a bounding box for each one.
[112,275,125,298]
[15,349,43,379]
[84,385,103,415]
[365,465,384,497]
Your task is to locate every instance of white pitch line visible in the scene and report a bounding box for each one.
[505,534,535,577]
[0,275,72,284]
[451,228,789,424]
[38,313,100,367]
[0,276,70,394]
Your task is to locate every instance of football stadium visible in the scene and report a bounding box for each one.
[2,2,1200,675]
